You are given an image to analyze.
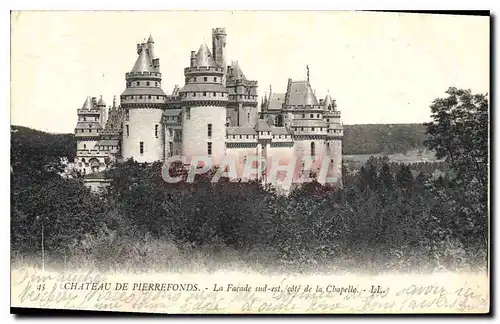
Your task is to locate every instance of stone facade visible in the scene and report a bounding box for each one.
[73,28,344,189]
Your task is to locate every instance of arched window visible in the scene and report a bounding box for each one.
[311,142,315,158]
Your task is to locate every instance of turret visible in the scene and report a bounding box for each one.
[97,95,106,126]
[120,35,166,163]
[212,27,227,69]
[179,42,228,166]
[225,60,258,127]
[190,51,196,67]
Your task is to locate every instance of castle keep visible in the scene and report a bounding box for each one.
[73,28,344,188]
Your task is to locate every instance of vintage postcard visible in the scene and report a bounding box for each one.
[10,11,490,314]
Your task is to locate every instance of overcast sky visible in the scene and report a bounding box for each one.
[11,11,489,133]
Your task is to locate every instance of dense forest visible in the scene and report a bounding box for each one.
[10,88,489,273]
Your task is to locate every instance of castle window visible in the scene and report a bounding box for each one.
[157,96,159,99]
[192,77,196,82]
[213,92,216,97]
[155,124,159,138]
[207,124,212,138]
[140,95,143,99]
[327,119,330,122]
[317,114,320,118]
[302,114,305,118]
[213,77,217,82]
[246,135,249,139]
[186,107,191,120]
[137,82,140,86]
[204,77,207,82]
[310,114,314,118]
[139,141,144,155]
[301,127,304,131]
[126,125,129,137]
[203,92,207,97]
[89,123,92,128]
[83,117,86,121]
[207,142,212,156]
[169,142,173,156]
[155,82,158,87]
[149,95,152,99]
[248,112,250,121]
[83,144,86,149]
[312,127,315,131]
[147,82,150,86]
[311,142,315,158]
[327,142,330,150]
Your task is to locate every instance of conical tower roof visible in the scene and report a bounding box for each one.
[147,34,154,43]
[194,44,216,67]
[228,61,246,80]
[97,96,106,106]
[131,47,153,73]
[323,94,333,110]
[304,84,318,106]
[81,96,93,109]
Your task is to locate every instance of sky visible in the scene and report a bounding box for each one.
[10,11,489,134]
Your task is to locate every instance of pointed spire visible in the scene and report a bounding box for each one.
[323,93,333,111]
[194,44,216,67]
[306,65,310,85]
[147,34,154,43]
[112,95,116,108]
[97,95,106,106]
[81,96,92,110]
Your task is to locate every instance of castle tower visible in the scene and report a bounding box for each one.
[97,95,107,126]
[74,96,104,174]
[120,35,166,163]
[225,60,259,127]
[179,43,228,166]
[212,28,227,81]
[323,93,343,186]
[284,67,329,179]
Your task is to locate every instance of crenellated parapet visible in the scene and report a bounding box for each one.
[125,71,162,80]
[184,66,225,75]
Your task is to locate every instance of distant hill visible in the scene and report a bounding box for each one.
[10,123,428,160]
[342,123,427,155]
[11,125,76,162]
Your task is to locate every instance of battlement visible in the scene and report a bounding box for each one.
[212,27,226,35]
[77,109,101,115]
[285,104,323,110]
[126,71,162,79]
[184,66,225,74]
[226,79,258,87]
[228,94,259,102]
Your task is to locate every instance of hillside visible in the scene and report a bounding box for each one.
[342,123,427,155]
[11,125,76,164]
[10,123,428,159]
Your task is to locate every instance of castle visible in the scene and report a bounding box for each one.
[73,28,344,189]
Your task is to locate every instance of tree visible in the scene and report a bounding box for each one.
[424,87,488,188]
